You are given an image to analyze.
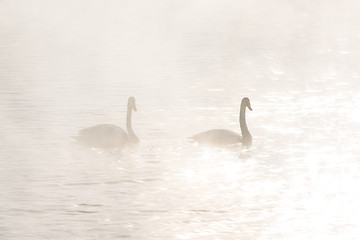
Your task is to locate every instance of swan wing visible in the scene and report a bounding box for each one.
[77,124,128,148]
[192,129,242,145]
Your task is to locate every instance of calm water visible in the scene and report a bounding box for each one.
[1,1,360,239]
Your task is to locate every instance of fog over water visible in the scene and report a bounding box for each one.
[1,1,360,239]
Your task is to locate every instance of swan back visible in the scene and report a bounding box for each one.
[192,129,242,146]
[76,124,129,148]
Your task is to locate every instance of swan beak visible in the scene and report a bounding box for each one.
[133,106,137,112]
[248,105,252,111]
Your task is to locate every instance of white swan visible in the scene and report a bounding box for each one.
[75,96,139,148]
[191,97,252,147]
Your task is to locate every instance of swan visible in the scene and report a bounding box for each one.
[75,96,139,148]
[191,97,252,147]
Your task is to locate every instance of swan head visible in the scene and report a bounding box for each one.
[242,97,252,111]
[128,96,137,112]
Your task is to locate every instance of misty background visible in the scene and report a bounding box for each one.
[1,0,360,239]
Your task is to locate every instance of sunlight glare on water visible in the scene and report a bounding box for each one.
[1,0,360,239]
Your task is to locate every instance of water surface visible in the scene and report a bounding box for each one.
[1,1,360,239]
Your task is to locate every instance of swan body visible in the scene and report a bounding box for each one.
[75,96,139,148]
[191,97,252,147]
[192,129,242,145]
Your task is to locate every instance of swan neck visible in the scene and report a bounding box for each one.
[126,105,137,141]
[240,103,250,137]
